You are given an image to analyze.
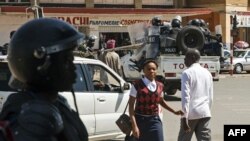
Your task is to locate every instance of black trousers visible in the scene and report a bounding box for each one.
[135,114,164,141]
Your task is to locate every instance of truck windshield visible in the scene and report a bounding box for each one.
[233,51,246,58]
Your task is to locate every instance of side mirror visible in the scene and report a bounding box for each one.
[122,83,130,91]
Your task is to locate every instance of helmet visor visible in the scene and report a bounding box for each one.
[45,33,84,55]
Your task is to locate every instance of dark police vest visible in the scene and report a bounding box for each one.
[133,79,163,115]
[0,91,88,141]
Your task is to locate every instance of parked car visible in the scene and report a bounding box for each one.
[0,55,131,140]
[220,49,250,74]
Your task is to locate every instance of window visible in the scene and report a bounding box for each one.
[0,0,28,2]
[247,51,250,58]
[72,64,88,92]
[224,50,230,58]
[86,64,121,92]
[234,51,246,58]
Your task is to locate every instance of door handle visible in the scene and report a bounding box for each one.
[97,97,106,102]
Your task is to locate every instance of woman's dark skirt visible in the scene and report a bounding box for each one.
[135,114,164,141]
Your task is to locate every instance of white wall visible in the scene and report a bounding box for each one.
[0,14,31,45]
[142,0,173,5]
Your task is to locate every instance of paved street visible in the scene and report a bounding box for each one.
[108,73,250,141]
[107,73,250,141]
[163,73,250,141]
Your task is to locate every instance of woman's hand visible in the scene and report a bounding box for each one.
[132,126,140,139]
[174,110,184,115]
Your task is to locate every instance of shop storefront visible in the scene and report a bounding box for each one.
[234,11,250,44]
[0,6,213,49]
[48,12,213,50]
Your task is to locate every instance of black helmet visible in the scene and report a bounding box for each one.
[152,16,162,26]
[86,35,97,48]
[200,19,206,27]
[8,18,84,91]
[171,19,181,28]
[188,19,201,26]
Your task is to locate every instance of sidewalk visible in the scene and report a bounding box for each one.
[219,72,250,78]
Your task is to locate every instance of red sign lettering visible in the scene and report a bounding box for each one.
[56,17,89,25]
[120,19,150,25]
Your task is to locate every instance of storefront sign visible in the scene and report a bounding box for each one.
[57,16,89,25]
[120,19,150,25]
[237,15,250,27]
[236,12,250,27]
[54,16,169,26]
[89,20,120,26]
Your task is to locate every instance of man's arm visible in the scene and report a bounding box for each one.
[181,72,191,132]
[209,76,214,109]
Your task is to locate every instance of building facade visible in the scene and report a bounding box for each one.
[0,0,249,49]
[185,0,250,49]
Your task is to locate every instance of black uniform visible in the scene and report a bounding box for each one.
[0,18,89,141]
[0,91,88,141]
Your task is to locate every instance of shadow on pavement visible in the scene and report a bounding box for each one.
[164,95,181,101]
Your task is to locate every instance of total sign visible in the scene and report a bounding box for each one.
[172,63,214,70]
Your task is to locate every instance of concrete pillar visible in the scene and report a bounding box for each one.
[134,0,142,9]
[86,0,94,8]
[174,0,186,8]
[30,0,39,6]
[224,13,232,46]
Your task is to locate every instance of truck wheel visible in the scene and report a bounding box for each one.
[234,64,243,74]
[166,89,177,95]
[176,26,205,54]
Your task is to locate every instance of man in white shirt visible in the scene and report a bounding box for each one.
[178,49,213,141]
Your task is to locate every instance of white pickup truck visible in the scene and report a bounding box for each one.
[0,55,131,140]
[120,22,222,96]
[121,54,220,95]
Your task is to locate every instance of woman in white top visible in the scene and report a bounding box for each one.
[128,59,183,141]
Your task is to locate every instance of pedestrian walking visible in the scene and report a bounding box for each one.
[129,59,183,141]
[0,18,88,141]
[103,38,122,75]
[178,49,213,141]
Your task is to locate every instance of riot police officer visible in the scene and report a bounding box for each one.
[146,16,162,59]
[73,35,97,59]
[171,17,181,28]
[0,18,88,141]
